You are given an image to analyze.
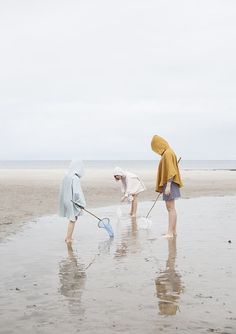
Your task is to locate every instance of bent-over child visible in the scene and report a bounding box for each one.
[113,167,145,217]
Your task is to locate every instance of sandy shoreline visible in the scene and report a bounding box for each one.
[0,197,235,333]
[0,168,236,240]
[1,166,235,333]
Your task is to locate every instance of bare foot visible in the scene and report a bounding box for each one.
[162,233,174,238]
[65,238,73,243]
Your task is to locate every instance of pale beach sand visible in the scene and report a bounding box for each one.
[0,197,235,334]
[0,165,235,333]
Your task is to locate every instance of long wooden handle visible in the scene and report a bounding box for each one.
[145,193,161,218]
[71,201,101,221]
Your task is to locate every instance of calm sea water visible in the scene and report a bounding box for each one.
[0,160,235,170]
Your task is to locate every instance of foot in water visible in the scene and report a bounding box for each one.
[65,238,73,243]
[162,233,174,239]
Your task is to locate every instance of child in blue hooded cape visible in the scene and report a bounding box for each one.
[59,160,86,243]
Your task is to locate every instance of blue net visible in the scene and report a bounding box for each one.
[98,218,114,238]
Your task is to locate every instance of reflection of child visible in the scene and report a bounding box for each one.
[113,167,146,217]
[59,160,86,243]
[59,243,86,314]
[155,238,184,315]
[151,135,183,238]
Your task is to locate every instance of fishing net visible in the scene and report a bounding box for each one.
[98,218,114,238]
[138,217,152,230]
[72,201,114,238]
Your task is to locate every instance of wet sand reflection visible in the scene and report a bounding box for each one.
[58,244,86,315]
[155,237,184,316]
[114,217,141,258]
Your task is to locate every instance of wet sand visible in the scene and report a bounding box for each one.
[0,197,235,334]
[0,168,236,240]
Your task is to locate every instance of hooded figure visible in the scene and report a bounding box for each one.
[151,135,183,193]
[113,167,146,199]
[59,160,86,222]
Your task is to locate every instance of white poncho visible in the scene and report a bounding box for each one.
[114,167,146,198]
[59,160,86,221]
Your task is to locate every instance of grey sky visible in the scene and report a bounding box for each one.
[0,0,236,160]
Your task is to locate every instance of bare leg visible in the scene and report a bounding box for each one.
[163,200,177,238]
[131,195,138,217]
[131,216,137,235]
[65,220,76,243]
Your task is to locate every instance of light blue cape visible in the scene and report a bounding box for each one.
[59,160,86,221]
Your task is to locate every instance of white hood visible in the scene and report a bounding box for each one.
[67,160,85,178]
[113,166,126,177]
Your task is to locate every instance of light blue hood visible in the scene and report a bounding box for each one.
[67,160,85,178]
[59,160,86,221]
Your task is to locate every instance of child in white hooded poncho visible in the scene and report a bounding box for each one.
[114,167,146,217]
[59,160,86,243]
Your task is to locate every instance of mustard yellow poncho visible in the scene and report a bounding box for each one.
[151,135,183,193]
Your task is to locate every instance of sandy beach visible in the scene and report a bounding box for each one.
[0,167,236,240]
[0,197,235,334]
[0,165,236,333]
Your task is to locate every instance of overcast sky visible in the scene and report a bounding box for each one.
[0,0,236,160]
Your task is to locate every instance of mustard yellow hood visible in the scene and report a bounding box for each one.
[151,135,169,156]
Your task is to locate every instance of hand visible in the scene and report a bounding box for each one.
[72,200,84,209]
[121,196,127,202]
[127,195,134,202]
[164,185,171,196]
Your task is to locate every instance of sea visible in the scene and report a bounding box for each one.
[0,160,235,170]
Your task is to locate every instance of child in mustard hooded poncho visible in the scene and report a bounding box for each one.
[151,135,183,238]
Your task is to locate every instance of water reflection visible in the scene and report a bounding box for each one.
[58,244,86,315]
[98,239,113,255]
[115,217,140,258]
[155,237,184,316]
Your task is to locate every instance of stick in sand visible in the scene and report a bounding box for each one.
[145,157,182,219]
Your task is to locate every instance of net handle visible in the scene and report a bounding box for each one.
[145,193,161,218]
[146,157,182,219]
[72,201,101,221]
